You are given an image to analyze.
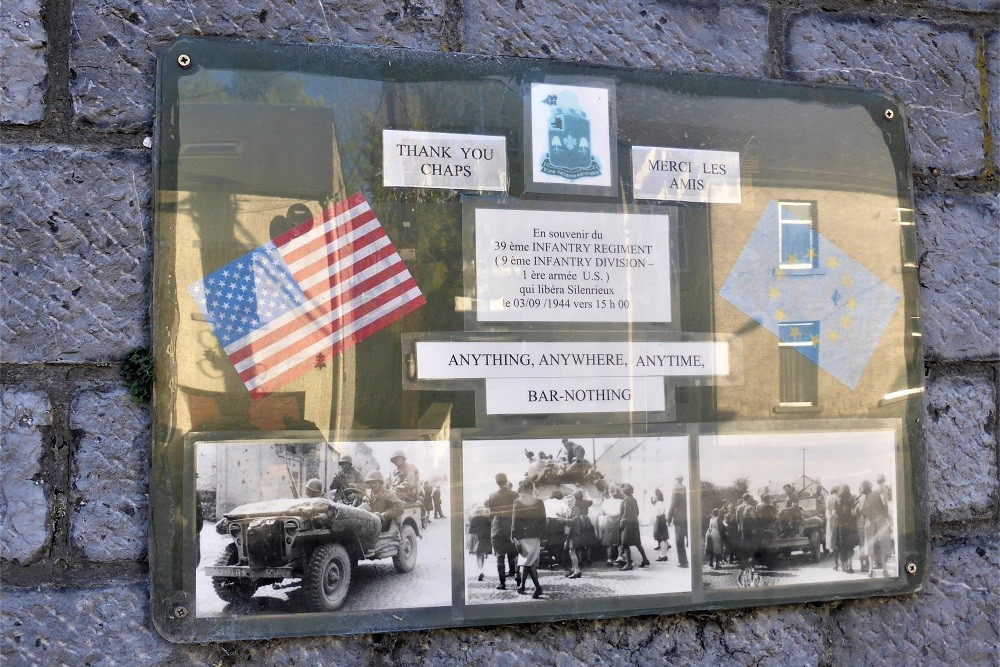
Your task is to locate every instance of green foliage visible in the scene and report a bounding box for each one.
[731,476,750,498]
[121,348,155,405]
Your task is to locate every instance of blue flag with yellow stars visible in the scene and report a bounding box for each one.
[720,201,900,389]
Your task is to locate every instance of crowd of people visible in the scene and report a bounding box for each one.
[467,466,690,599]
[827,476,894,577]
[703,474,894,579]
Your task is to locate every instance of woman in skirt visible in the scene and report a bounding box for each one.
[704,508,723,569]
[511,479,547,598]
[598,486,623,566]
[652,488,669,561]
[564,494,583,578]
[467,503,493,581]
[618,483,650,570]
[573,489,596,566]
[834,486,859,573]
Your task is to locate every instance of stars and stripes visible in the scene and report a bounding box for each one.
[189,192,425,399]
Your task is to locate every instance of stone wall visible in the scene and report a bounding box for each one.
[2,0,997,664]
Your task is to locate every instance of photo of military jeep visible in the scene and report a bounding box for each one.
[205,495,422,612]
[756,493,826,563]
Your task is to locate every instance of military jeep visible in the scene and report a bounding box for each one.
[205,495,422,611]
[756,495,826,563]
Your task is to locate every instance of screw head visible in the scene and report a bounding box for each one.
[173,605,189,619]
[905,562,917,575]
[177,54,192,69]
[884,108,895,121]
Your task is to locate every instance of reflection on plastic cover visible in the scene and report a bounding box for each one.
[151,40,926,641]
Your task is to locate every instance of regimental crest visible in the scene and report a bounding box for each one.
[540,90,601,180]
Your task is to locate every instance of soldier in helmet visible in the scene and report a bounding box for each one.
[328,455,365,503]
[560,438,586,464]
[364,470,404,531]
[304,478,324,498]
[388,450,420,502]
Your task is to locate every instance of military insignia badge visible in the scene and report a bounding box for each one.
[525,80,617,195]
[540,91,601,180]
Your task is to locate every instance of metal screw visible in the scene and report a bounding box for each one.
[884,108,895,121]
[173,605,189,619]
[906,562,917,575]
[177,54,191,69]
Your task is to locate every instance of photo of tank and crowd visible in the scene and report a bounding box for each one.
[462,436,692,604]
[698,430,898,590]
[194,439,451,616]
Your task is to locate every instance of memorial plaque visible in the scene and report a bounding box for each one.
[151,38,927,642]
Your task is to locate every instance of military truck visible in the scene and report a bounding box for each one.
[205,494,421,612]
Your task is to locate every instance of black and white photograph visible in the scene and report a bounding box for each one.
[194,439,452,616]
[698,430,898,591]
[462,435,691,604]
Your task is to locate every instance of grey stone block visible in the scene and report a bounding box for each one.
[232,636,379,665]
[925,0,1000,9]
[924,367,998,522]
[246,606,822,665]
[788,16,983,177]
[0,0,47,124]
[463,0,769,77]
[916,193,1000,361]
[990,32,999,172]
[1,583,175,666]
[70,0,448,131]
[832,533,999,665]
[0,146,151,363]
[70,385,150,562]
[0,390,51,564]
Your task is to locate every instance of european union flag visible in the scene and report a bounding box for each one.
[720,201,900,389]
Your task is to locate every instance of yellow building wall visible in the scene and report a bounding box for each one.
[710,186,915,420]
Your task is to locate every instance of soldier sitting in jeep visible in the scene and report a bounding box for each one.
[388,450,421,502]
[361,470,404,531]
[328,455,365,504]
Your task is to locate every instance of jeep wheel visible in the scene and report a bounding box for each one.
[303,543,352,612]
[211,543,258,605]
[393,524,418,573]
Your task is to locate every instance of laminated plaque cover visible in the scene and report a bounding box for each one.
[151,37,927,642]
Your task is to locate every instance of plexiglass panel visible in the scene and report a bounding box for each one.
[151,37,926,642]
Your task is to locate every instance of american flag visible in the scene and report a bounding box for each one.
[189,192,425,399]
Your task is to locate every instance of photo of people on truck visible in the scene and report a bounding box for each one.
[699,430,898,590]
[194,439,451,616]
[462,435,692,604]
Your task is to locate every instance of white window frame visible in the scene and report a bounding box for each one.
[778,201,817,270]
[778,320,819,407]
